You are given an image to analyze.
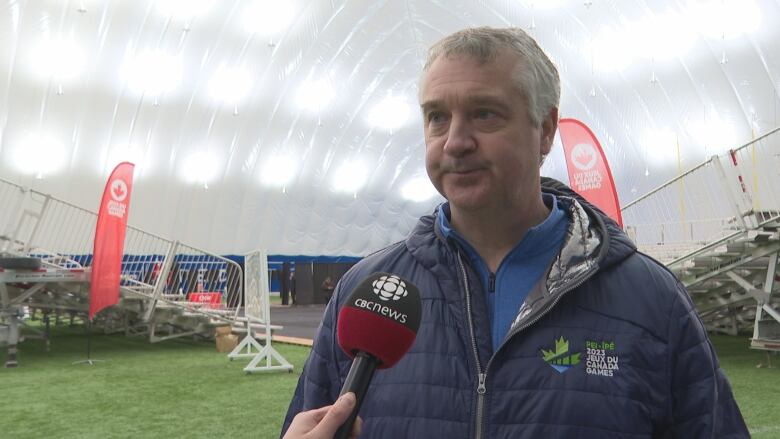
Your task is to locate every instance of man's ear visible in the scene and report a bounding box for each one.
[540,106,559,156]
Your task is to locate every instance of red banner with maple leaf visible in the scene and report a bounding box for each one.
[558,118,623,228]
[89,162,135,320]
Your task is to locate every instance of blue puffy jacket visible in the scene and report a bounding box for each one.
[282,186,749,438]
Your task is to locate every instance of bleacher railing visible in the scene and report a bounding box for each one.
[0,177,243,323]
[621,126,780,266]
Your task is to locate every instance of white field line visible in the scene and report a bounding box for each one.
[750,425,780,435]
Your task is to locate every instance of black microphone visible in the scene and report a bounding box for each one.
[333,272,422,439]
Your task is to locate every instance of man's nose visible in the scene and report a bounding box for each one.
[443,116,476,156]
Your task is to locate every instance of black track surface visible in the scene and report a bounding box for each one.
[270,304,328,341]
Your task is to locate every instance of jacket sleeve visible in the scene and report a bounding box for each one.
[279,287,347,438]
[666,283,750,438]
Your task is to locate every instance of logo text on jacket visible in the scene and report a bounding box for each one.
[585,340,619,377]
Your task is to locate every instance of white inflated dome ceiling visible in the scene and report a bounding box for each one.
[1,0,779,256]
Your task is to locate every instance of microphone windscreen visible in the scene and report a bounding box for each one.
[337,272,422,369]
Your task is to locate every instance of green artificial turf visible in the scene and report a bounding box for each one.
[1,328,778,438]
[709,334,780,438]
[1,324,308,439]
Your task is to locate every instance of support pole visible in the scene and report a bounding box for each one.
[73,318,103,366]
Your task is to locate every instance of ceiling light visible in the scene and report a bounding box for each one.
[14,134,66,178]
[332,161,367,193]
[243,0,295,35]
[261,154,296,186]
[181,151,219,187]
[368,96,411,131]
[642,129,679,168]
[401,176,439,202]
[693,114,738,154]
[296,78,335,111]
[591,27,634,72]
[208,67,252,103]
[30,39,85,81]
[688,0,760,39]
[635,13,697,60]
[156,0,215,19]
[123,50,182,96]
[590,13,698,71]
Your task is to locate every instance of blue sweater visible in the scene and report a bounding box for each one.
[438,194,568,350]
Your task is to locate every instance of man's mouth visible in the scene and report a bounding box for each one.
[449,168,481,175]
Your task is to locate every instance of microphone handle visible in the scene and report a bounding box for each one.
[334,351,380,439]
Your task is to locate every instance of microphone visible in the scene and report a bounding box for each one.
[334,272,422,439]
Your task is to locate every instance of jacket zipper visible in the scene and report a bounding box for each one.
[458,250,598,439]
[455,252,486,439]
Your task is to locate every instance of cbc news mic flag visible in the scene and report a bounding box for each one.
[558,118,623,228]
[89,162,135,320]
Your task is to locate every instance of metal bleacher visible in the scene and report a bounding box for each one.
[622,126,780,353]
[0,177,245,360]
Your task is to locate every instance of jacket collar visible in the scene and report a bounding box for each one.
[405,187,637,330]
[408,189,635,269]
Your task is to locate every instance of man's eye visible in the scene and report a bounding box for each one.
[475,109,496,119]
[428,112,446,123]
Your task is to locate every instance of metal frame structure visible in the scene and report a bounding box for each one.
[228,249,292,373]
[0,177,254,366]
[0,267,88,366]
[622,126,780,351]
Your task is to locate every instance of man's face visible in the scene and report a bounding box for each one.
[420,52,556,214]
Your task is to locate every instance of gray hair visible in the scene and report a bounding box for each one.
[421,27,560,127]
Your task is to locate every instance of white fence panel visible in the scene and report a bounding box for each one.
[622,127,780,263]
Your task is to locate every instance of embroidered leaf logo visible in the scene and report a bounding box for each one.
[541,336,568,361]
[541,336,581,371]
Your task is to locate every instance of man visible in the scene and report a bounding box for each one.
[282,27,748,438]
[321,276,336,303]
[290,270,297,305]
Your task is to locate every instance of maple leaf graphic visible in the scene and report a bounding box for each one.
[541,336,570,361]
[112,182,125,199]
[573,148,594,167]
